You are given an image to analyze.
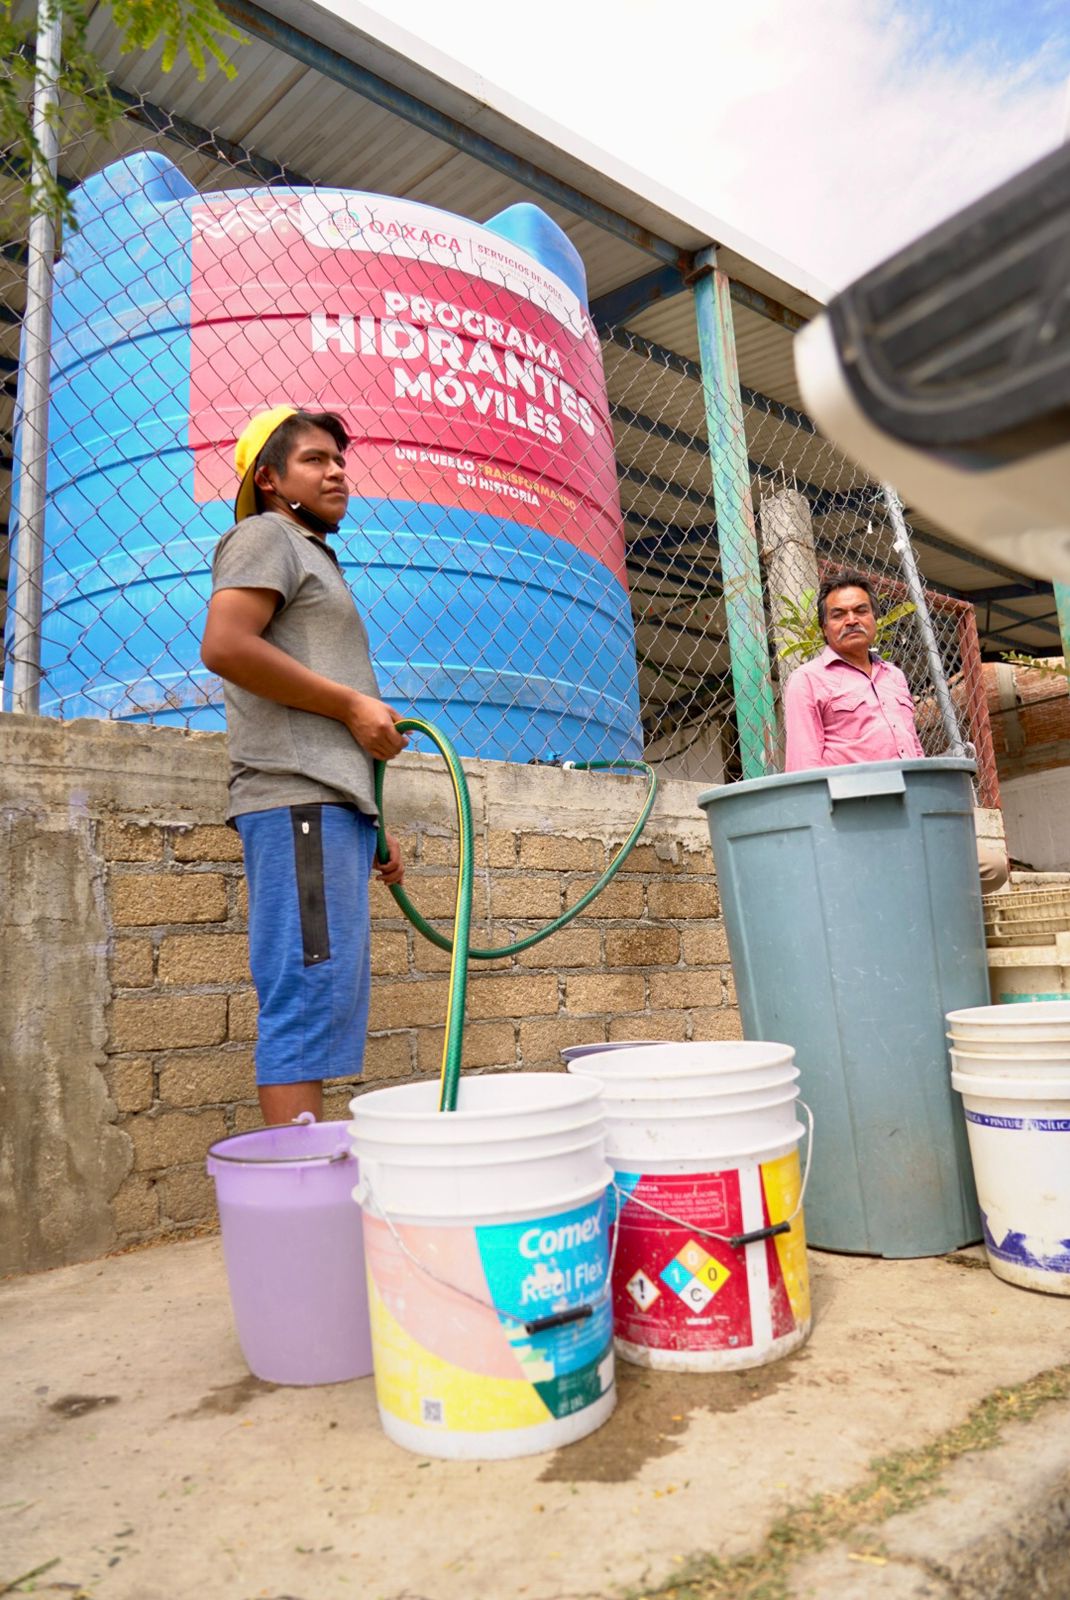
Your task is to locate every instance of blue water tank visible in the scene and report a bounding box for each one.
[6,152,642,761]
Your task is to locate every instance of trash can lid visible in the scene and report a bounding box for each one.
[697,756,976,809]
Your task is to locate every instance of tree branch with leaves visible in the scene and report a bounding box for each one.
[1,0,242,227]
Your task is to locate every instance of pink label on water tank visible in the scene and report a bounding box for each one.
[187,191,627,581]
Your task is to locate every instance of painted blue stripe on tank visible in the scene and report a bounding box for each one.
[34,499,643,759]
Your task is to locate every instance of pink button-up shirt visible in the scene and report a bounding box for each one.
[783,645,924,771]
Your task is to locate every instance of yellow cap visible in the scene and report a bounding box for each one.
[233,404,297,522]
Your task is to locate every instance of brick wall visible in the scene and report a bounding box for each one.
[984,659,1069,777]
[980,660,1070,869]
[102,802,737,1248]
[1,715,738,1270]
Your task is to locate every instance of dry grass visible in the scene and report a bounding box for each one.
[631,1363,1070,1600]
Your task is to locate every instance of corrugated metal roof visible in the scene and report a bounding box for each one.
[0,0,1058,672]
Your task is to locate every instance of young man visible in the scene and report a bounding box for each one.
[201,405,407,1125]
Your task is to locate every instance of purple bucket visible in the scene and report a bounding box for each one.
[560,1040,663,1063]
[206,1119,373,1386]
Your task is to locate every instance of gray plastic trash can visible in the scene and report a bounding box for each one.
[698,758,986,1258]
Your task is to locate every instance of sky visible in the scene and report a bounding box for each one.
[379,0,1070,293]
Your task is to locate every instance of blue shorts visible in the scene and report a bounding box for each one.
[235,803,377,1086]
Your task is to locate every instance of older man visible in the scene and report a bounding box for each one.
[783,569,922,770]
[783,567,1008,889]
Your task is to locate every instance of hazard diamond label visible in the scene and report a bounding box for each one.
[610,1169,753,1354]
[678,1240,709,1275]
[659,1238,731,1309]
[696,1255,731,1294]
[625,1268,661,1311]
[679,1277,715,1312]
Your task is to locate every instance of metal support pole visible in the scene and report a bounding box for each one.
[9,0,61,714]
[1053,582,1070,667]
[881,485,965,755]
[1050,95,1070,679]
[692,250,777,777]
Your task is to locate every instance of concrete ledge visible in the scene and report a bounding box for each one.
[789,1399,1070,1600]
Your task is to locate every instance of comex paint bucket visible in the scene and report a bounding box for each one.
[205,1117,373,1385]
[568,1042,812,1372]
[348,1073,616,1459]
[948,1002,1070,1295]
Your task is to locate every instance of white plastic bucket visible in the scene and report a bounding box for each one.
[950,1069,1070,1296]
[569,1043,811,1373]
[947,1000,1070,1042]
[348,1074,615,1460]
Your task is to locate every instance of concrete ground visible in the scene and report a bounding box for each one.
[3,1235,1070,1600]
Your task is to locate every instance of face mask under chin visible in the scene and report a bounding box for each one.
[287,500,341,536]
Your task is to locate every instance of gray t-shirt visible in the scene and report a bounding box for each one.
[210,512,381,820]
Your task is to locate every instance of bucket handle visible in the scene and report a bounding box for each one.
[207,1108,351,1166]
[291,1112,350,1163]
[354,1168,619,1336]
[611,1101,815,1250]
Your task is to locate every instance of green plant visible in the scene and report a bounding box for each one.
[2,0,243,227]
[1000,650,1068,682]
[774,588,916,665]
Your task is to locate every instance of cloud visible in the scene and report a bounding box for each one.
[381,0,1068,287]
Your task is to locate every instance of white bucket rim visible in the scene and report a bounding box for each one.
[947,1001,1070,1029]
[349,1071,602,1127]
[357,1172,613,1225]
[606,1122,808,1165]
[951,1070,1070,1101]
[347,1108,605,1147]
[600,1086,800,1120]
[350,1130,606,1169]
[568,1059,799,1085]
[946,1036,1070,1049]
[580,1070,800,1103]
[949,1046,1070,1066]
[566,1040,795,1077]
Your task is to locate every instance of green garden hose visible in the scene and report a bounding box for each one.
[374,717,657,1113]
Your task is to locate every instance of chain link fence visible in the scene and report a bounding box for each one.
[602,325,997,798]
[1,80,998,803]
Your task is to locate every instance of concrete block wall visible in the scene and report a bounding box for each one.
[2,715,739,1275]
